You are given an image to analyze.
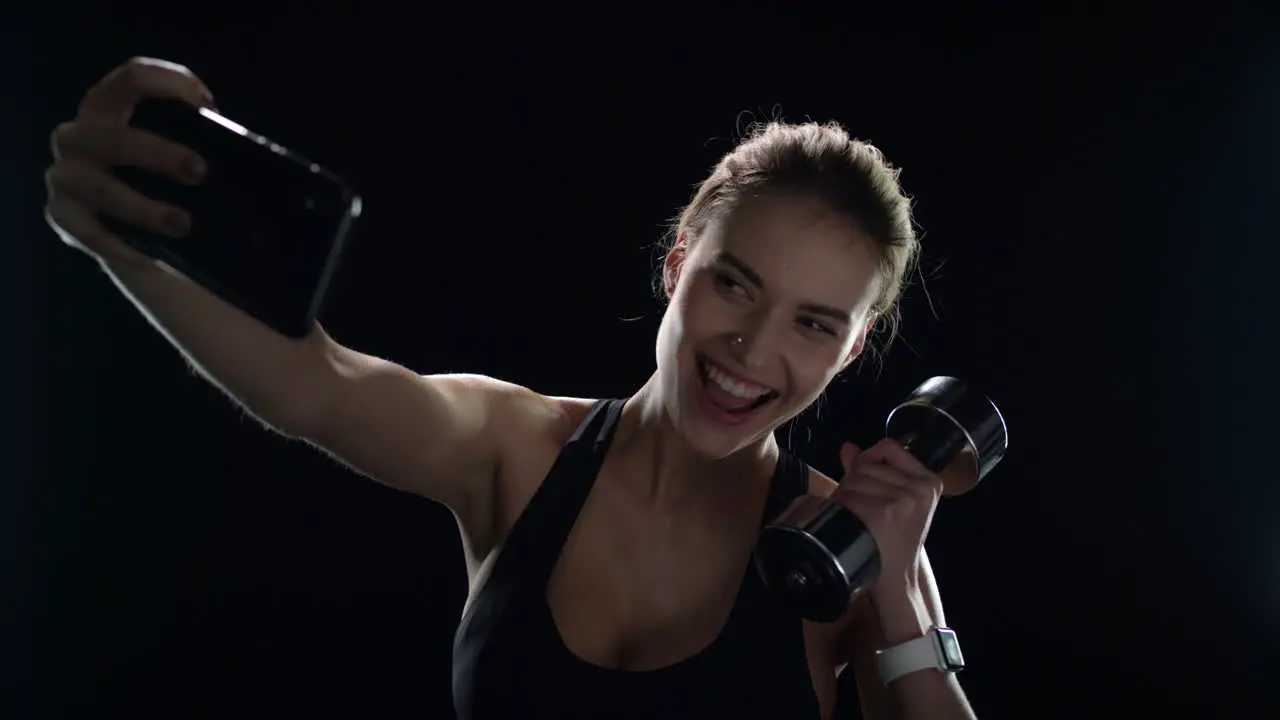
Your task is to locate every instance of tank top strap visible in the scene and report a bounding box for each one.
[489,397,626,587]
[762,447,810,525]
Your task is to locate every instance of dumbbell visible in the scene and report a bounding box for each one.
[753,376,1008,622]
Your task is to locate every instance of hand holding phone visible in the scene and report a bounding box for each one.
[45,57,361,338]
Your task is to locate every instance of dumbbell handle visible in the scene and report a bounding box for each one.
[773,433,943,597]
[755,377,1008,622]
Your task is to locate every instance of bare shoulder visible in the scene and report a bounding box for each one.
[543,394,599,428]
[493,387,595,449]
[452,375,583,470]
[493,392,597,485]
[437,374,579,444]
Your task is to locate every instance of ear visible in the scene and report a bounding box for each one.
[838,315,878,371]
[662,236,690,299]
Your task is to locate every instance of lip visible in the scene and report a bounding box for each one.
[696,354,778,395]
[693,363,772,426]
[695,384,756,425]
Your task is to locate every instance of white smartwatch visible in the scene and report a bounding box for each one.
[874,626,965,686]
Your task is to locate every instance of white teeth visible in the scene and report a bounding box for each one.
[703,361,770,399]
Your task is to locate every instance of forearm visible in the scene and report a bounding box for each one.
[101,256,334,432]
[873,589,977,720]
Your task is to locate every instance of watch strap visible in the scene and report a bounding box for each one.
[875,627,963,685]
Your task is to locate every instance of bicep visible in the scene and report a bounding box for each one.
[302,345,524,513]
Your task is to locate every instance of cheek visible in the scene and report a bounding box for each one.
[656,306,683,353]
[785,348,845,399]
[672,282,727,339]
[656,299,697,373]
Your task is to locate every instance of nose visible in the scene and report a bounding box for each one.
[727,320,780,371]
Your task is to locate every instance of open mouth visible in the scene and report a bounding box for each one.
[695,355,779,424]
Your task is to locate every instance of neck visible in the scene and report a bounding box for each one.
[619,372,779,507]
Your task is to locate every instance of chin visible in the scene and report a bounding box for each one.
[669,353,787,459]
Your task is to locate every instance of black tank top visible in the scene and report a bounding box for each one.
[452,399,822,719]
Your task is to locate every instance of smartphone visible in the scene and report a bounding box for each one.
[106,99,362,338]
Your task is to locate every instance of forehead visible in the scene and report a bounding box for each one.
[697,194,881,311]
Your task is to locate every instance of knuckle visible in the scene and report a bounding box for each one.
[42,203,64,230]
[43,201,91,249]
[913,482,941,505]
[122,56,170,78]
[50,121,78,155]
[128,56,189,75]
[122,57,203,95]
[117,60,144,87]
[42,166,67,199]
[885,441,914,465]
[118,57,174,88]
[44,162,87,198]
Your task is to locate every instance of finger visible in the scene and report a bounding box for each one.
[45,196,121,254]
[52,120,206,184]
[865,441,944,501]
[844,462,915,494]
[858,457,944,502]
[839,476,899,501]
[838,467,941,524]
[864,438,932,476]
[839,442,862,475]
[48,160,191,239]
[79,57,214,123]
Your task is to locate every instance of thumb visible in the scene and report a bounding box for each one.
[839,441,862,475]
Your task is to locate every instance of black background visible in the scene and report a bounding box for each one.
[5,3,1279,717]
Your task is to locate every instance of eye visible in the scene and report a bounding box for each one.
[714,271,750,297]
[798,317,837,336]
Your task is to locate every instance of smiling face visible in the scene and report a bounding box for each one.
[654,193,883,459]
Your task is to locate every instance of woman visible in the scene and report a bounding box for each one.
[44,58,979,719]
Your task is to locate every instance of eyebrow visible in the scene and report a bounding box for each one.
[712,251,853,325]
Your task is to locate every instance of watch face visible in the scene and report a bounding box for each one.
[936,628,965,671]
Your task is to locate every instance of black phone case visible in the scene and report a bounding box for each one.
[106,99,361,338]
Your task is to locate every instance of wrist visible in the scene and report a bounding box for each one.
[870,585,932,646]
[96,248,160,279]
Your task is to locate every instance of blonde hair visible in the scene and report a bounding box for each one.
[665,121,920,347]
